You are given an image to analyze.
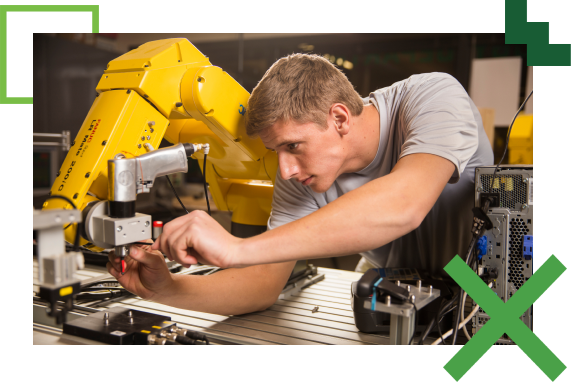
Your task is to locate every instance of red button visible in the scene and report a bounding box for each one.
[153,221,163,227]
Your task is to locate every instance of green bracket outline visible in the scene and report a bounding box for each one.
[0,5,99,104]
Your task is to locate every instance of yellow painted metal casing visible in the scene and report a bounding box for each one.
[44,90,168,245]
[45,38,280,246]
[508,114,533,164]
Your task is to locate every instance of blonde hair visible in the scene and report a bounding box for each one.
[245,53,363,137]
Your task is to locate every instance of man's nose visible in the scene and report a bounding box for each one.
[278,154,299,180]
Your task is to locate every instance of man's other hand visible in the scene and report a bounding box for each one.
[151,211,243,268]
[107,242,174,300]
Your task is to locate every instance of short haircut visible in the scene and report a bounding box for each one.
[245,53,363,137]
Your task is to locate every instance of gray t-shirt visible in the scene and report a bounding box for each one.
[267,73,493,278]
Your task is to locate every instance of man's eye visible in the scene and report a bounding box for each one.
[288,143,299,150]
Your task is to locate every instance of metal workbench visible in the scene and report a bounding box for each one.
[33,262,392,345]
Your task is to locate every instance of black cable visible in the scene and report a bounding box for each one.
[44,194,77,209]
[203,153,211,216]
[184,330,210,344]
[488,90,533,205]
[166,175,190,214]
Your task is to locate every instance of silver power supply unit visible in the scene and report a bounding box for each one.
[472,165,533,344]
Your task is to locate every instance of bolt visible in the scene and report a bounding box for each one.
[141,136,145,141]
[523,178,528,184]
[522,204,527,210]
[85,172,90,178]
[477,186,483,192]
[138,144,142,149]
[150,127,154,133]
[411,295,416,303]
[407,285,411,292]
[73,193,78,199]
[71,140,75,147]
[146,135,151,140]
[175,102,183,107]
[126,89,131,94]
[197,78,202,82]
[102,140,107,146]
[56,170,61,177]
[145,221,150,227]
[127,311,132,317]
[416,280,422,289]
[129,317,134,324]
[117,226,123,232]
[148,121,155,126]
[428,285,433,295]
[385,295,391,306]
[103,312,109,325]
[395,280,400,286]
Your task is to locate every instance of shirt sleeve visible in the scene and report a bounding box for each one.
[398,73,480,183]
[267,169,320,230]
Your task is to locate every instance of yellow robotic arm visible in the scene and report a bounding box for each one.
[43,38,278,248]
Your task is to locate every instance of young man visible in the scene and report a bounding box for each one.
[107,54,493,315]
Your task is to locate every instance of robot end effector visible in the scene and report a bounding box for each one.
[82,142,208,270]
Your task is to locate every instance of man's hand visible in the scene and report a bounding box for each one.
[151,210,243,268]
[107,242,174,300]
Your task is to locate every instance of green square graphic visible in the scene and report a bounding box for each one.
[505,0,570,66]
[0,5,99,104]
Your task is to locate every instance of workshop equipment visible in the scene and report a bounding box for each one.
[352,269,440,344]
[473,165,533,344]
[33,207,83,324]
[508,115,533,164]
[81,142,204,270]
[42,38,278,248]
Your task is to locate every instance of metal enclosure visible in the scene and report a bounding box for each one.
[473,165,533,344]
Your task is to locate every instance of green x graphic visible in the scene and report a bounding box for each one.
[443,255,567,381]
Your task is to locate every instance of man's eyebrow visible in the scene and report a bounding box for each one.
[265,140,298,150]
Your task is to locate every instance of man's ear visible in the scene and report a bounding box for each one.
[329,103,351,136]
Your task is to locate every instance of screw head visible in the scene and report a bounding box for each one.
[150,127,154,133]
[522,204,527,210]
[73,193,79,199]
[137,144,142,149]
[145,221,150,227]
[141,136,145,141]
[117,226,122,232]
[102,140,107,146]
[85,172,90,178]
[71,140,75,147]
[477,186,483,192]
[127,89,131,94]
[146,135,151,140]
[523,178,528,183]
[56,171,61,177]
[175,102,183,107]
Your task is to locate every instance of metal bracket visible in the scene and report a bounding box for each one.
[364,282,440,344]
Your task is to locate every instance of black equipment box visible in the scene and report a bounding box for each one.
[63,306,175,345]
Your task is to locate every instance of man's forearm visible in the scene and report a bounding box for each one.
[235,153,455,267]
[149,262,295,316]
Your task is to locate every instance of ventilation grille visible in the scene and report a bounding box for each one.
[480,174,527,210]
[508,218,531,290]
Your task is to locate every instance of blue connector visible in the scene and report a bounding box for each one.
[523,235,533,260]
[477,235,488,260]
